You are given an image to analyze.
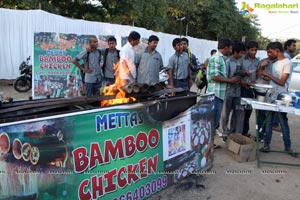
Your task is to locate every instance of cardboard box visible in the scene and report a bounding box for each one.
[226,134,256,162]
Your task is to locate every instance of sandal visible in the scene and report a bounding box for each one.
[286,149,299,158]
[260,145,270,152]
[213,144,221,149]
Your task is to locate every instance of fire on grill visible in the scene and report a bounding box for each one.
[100,60,192,107]
[0,60,198,123]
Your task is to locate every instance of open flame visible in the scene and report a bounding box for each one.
[101,61,136,106]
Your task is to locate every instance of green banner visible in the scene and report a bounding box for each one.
[33,32,93,99]
[0,94,214,199]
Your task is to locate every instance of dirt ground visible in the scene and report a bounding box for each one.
[1,80,300,200]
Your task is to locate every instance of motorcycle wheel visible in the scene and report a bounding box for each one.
[13,77,31,92]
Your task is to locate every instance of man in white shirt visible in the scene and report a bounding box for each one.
[260,42,297,158]
[119,31,141,85]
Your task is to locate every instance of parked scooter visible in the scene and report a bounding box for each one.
[159,67,169,85]
[14,56,32,92]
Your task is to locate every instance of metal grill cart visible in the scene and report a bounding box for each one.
[242,98,300,168]
[0,91,215,199]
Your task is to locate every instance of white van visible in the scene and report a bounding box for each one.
[289,54,300,92]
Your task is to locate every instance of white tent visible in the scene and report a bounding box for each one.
[0,8,267,80]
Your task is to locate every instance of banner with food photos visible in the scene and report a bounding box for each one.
[0,95,214,199]
[33,32,118,99]
[163,93,215,184]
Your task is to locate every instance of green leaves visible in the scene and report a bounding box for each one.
[2,0,260,42]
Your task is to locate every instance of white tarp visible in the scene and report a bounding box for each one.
[0,8,266,80]
[0,8,218,79]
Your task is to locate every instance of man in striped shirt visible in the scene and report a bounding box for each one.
[206,38,240,141]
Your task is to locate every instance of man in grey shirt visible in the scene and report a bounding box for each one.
[102,36,120,86]
[167,38,192,90]
[220,42,245,138]
[73,36,103,96]
[240,41,260,136]
[137,35,163,85]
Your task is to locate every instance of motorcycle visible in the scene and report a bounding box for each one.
[159,67,169,85]
[14,56,32,92]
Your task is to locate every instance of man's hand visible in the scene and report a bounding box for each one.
[86,47,91,52]
[260,60,269,68]
[229,76,241,84]
[128,76,135,84]
[189,79,193,88]
[84,68,93,74]
[261,71,271,78]
[240,80,250,87]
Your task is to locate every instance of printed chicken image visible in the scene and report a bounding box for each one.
[0,132,10,159]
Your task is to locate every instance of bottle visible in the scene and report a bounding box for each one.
[99,55,104,68]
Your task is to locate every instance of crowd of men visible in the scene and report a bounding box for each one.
[72,31,298,157]
[72,31,196,96]
[207,38,298,157]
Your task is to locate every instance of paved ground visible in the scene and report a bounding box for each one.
[1,80,300,200]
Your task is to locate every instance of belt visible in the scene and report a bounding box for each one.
[175,79,186,82]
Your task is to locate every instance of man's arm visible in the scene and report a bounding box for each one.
[257,59,271,81]
[211,76,240,84]
[120,60,135,83]
[167,56,175,88]
[187,63,193,87]
[209,57,240,84]
[72,58,92,73]
[261,71,289,86]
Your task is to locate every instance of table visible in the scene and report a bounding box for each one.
[241,98,300,167]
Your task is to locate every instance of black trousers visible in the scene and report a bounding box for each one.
[241,87,254,134]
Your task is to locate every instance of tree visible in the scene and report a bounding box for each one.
[1,0,106,21]
[164,0,260,42]
[100,0,168,31]
[1,0,261,43]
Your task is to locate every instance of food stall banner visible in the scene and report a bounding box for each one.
[33,32,119,99]
[34,32,82,99]
[0,94,215,199]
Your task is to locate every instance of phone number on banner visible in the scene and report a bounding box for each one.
[113,175,167,200]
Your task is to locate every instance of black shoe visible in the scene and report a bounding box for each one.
[260,145,270,152]
[255,136,264,143]
[221,136,227,143]
[272,125,281,132]
[285,148,299,158]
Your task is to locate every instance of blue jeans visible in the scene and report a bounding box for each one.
[85,81,102,96]
[241,87,254,134]
[214,97,224,131]
[220,96,244,135]
[102,77,115,86]
[257,110,267,139]
[264,111,291,150]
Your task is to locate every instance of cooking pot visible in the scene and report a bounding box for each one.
[251,84,273,102]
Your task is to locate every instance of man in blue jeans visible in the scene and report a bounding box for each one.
[206,38,240,145]
[259,42,297,158]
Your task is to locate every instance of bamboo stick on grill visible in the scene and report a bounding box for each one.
[121,84,133,94]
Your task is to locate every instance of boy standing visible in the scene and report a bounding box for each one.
[260,42,297,157]
[167,38,192,90]
[102,36,120,86]
[240,41,260,136]
[137,35,164,85]
[73,36,103,96]
[220,42,246,137]
[119,31,141,84]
